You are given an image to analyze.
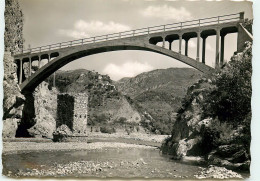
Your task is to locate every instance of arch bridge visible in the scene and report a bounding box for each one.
[13,12,252,93]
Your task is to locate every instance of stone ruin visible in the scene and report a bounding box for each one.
[56,93,88,136]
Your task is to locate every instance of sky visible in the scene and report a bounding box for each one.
[19,0,253,80]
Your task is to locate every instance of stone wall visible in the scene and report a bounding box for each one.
[56,93,88,135]
[57,94,74,130]
[73,93,88,134]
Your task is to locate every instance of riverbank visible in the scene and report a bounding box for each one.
[3,132,168,154]
[3,141,158,155]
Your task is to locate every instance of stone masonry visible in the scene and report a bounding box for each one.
[57,93,88,135]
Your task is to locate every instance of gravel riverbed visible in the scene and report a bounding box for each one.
[3,141,157,154]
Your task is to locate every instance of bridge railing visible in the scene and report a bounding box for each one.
[14,12,243,55]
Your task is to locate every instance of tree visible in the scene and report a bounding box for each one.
[202,42,252,125]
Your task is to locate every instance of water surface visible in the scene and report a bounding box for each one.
[3,147,203,178]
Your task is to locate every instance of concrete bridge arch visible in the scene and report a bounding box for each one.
[18,40,214,93]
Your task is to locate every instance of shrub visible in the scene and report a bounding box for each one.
[117,117,127,124]
[100,125,116,134]
[125,126,135,135]
[136,126,140,132]
[200,118,239,155]
[202,42,252,125]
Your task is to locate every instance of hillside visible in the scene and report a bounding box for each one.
[116,68,202,99]
[115,68,203,134]
[47,69,142,129]
[46,68,202,135]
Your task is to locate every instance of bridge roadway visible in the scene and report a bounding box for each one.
[13,12,250,93]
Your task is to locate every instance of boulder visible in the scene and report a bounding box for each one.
[27,113,56,139]
[216,144,244,157]
[175,137,201,159]
[53,124,73,142]
[208,148,250,171]
[195,165,243,179]
[54,124,73,135]
[2,119,20,138]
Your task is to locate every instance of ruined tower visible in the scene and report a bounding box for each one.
[57,93,88,135]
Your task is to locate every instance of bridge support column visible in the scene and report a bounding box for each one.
[48,54,50,63]
[179,34,182,54]
[29,57,32,76]
[19,59,23,84]
[169,40,173,50]
[202,36,207,64]
[215,29,220,69]
[220,34,226,67]
[162,36,166,48]
[196,31,200,61]
[184,38,189,56]
[38,56,41,68]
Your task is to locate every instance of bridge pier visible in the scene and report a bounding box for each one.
[162,36,166,48]
[169,40,173,50]
[184,38,189,56]
[215,29,220,69]
[196,31,200,61]
[29,57,32,76]
[179,34,182,54]
[38,56,41,68]
[202,36,207,64]
[220,33,226,67]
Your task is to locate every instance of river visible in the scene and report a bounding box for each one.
[3,146,203,178]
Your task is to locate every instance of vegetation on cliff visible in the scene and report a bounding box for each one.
[162,41,252,171]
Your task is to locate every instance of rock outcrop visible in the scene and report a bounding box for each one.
[195,165,243,179]
[3,52,25,138]
[27,82,58,138]
[161,42,252,171]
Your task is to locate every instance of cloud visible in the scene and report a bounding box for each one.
[59,20,131,39]
[102,61,154,80]
[141,5,192,21]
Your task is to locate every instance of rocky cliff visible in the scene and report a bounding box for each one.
[161,42,252,171]
[2,52,25,138]
[3,0,25,138]
[27,82,58,138]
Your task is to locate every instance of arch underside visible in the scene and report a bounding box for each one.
[20,42,214,93]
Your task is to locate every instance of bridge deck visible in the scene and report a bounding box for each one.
[14,12,243,61]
